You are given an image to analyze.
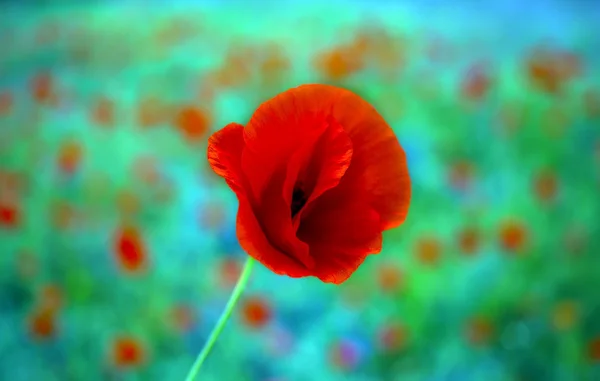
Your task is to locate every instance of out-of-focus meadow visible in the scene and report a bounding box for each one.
[0,1,599,380]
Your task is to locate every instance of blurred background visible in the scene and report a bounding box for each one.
[0,1,599,380]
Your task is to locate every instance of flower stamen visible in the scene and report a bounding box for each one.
[291,186,307,217]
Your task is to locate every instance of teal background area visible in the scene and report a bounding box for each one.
[0,1,599,380]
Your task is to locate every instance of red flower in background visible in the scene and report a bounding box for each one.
[207,84,411,284]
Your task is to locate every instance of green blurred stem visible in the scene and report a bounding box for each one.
[184,256,255,381]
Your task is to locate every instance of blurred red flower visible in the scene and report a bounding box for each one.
[207,84,411,284]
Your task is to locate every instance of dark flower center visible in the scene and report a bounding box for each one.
[291,186,307,217]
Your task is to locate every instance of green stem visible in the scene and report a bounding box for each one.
[184,256,255,381]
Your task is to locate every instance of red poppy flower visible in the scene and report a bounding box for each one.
[207,84,411,284]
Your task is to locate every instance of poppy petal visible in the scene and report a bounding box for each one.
[241,86,334,202]
[209,123,315,270]
[299,194,382,255]
[283,115,353,227]
[310,246,369,284]
[236,195,311,278]
[307,117,353,203]
[207,122,246,193]
[281,132,323,208]
[330,87,411,230]
[254,169,315,269]
[253,84,410,231]
[302,198,380,284]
